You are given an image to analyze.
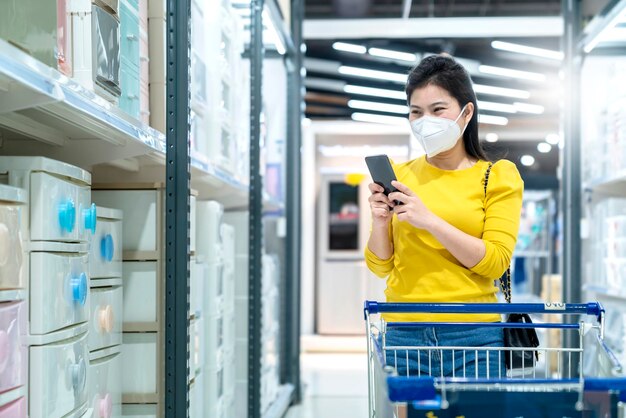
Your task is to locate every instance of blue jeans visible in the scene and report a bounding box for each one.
[383,325,506,378]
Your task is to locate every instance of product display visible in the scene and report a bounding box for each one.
[89,347,123,418]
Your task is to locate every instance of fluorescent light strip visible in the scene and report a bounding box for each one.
[338,66,408,83]
[368,47,417,63]
[513,102,545,114]
[491,41,563,60]
[478,114,509,126]
[332,42,367,54]
[344,85,406,100]
[477,100,517,114]
[351,112,408,125]
[473,84,530,99]
[479,65,546,82]
[348,100,408,114]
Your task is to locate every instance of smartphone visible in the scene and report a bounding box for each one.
[365,154,398,197]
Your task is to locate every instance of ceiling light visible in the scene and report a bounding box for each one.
[478,114,509,126]
[537,143,552,153]
[477,100,517,114]
[473,84,531,99]
[344,85,406,100]
[513,102,545,114]
[368,47,417,63]
[338,66,407,83]
[351,112,408,125]
[545,133,561,145]
[348,100,408,114]
[332,42,367,54]
[520,155,536,166]
[485,133,499,143]
[479,65,546,82]
[491,41,564,60]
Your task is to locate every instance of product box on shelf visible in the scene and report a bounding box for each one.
[0,0,73,76]
[0,157,94,244]
[0,302,26,397]
[121,332,158,402]
[90,207,123,279]
[88,284,123,353]
[205,365,225,418]
[89,346,122,418]
[196,200,224,265]
[190,260,204,319]
[147,0,166,133]
[206,312,224,368]
[119,0,141,119]
[0,185,26,291]
[188,375,203,418]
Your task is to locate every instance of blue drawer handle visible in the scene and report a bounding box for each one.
[70,273,88,306]
[100,234,114,262]
[58,200,76,234]
[83,203,97,234]
[70,358,86,392]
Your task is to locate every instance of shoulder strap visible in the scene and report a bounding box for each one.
[483,162,512,303]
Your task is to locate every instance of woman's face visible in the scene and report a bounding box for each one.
[408,84,472,131]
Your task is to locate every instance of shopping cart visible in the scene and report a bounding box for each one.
[364,301,626,418]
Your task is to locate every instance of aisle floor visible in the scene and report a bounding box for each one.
[285,351,369,418]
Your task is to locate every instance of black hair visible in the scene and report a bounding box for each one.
[405,54,490,161]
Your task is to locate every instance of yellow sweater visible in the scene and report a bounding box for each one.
[365,156,523,323]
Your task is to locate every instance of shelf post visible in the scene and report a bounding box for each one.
[165,0,191,416]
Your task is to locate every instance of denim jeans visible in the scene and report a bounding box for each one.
[383,325,505,378]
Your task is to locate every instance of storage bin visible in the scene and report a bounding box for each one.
[121,404,157,418]
[223,308,235,354]
[188,376,203,418]
[606,216,626,240]
[90,207,123,279]
[29,332,89,418]
[122,261,158,324]
[190,317,204,379]
[89,349,122,418]
[0,397,26,418]
[604,258,626,291]
[0,201,24,290]
[206,262,224,316]
[121,333,157,396]
[190,261,204,319]
[0,302,25,395]
[196,200,224,264]
[30,250,90,335]
[147,13,165,132]
[88,286,123,352]
[205,313,224,368]
[223,349,236,400]
[119,0,141,119]
[0,0,72,75]
[204,366,225,418]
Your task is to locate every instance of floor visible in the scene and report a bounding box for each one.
[285,336,370,418]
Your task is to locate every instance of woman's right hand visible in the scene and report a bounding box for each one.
[368,183,394,225]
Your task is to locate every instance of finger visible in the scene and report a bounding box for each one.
[388,192,407,204]
[391,181,415,197]
[368,183,384,194]
[369,193,392,206]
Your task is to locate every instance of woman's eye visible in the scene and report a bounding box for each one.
[434,108,444,112]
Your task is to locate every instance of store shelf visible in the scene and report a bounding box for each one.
[584,171,626,196]
[191,154,250,209]
[0,39,165,169]
[263,384,295,418]
[584,284,626,302]
[579,0,626,53]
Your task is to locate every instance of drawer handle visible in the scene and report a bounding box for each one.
[0,330,8,373]
[58,200,76,234]
[70,358,86,392]
[98,305,114,333]
[70,273,88,306]
[0,223,9,267]
[99,393,112,418]
[83,203,97,235]
[100,234,115,262]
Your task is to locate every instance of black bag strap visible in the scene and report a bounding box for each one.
[483,162,512,303]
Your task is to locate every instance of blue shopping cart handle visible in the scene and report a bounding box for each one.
[364,300,604,319]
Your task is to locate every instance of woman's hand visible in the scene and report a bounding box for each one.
[388,181,436,230]
[368,183,394,226]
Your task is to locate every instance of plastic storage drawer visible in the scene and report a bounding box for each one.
[93,190,160,253]
[189,377,203,418]
[0,203,24,291]
[90,207,123,279]
[89,286,123,352]
[29,332,89,418]
[122,261,158,324]
[89,350,122,418]
[204,366,224,418]
[190,317,204,379]
[0,397,26,418]
[196,201,224,264]
[0,302,25,395]
[30,250,89,335]
[205,313,224,368]
[121,333,157,395]
[190,261,204,319]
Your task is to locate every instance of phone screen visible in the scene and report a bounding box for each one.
[365,155,397,196]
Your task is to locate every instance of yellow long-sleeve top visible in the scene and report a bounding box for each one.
[365,156,523,323]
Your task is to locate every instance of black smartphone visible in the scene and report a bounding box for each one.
[365,154,399,200]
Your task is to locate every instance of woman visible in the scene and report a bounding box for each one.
[365,55,523,378]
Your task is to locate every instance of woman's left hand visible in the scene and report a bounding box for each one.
[388,181,436,230]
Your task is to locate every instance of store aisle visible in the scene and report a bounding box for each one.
[285,352,369,418]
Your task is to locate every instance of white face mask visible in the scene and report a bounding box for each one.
[410,104,469,157]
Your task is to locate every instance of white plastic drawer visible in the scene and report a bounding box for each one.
[190,317,203,379]
[121,333,157,395]
[206,262,224,316]
[89,286,123,353]
[0,302,25,395]
[204,366,224,418]
[190,261,203,318]
[196,201,224,264]
[89,351,122,418]
[122,404,156,418]
[30,172,94,243]
[189,377,203,418]
[29,333,89,418]
[30,252,90,335]
[190,195,197,254]
[92,190,160,253]
[0,397,26,418]
[223,309,235,354]
[0,205,24,290]
[205,313,224,368]
[90,207,123,279]
[122,261,158,323]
